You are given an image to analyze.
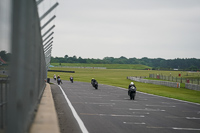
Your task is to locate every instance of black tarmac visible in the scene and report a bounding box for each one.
[51,80,200,133]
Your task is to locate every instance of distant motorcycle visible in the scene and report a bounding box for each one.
[128,86,136,100]
[57,78,62,85]
[70,77,73,83]
[91,80,98,89]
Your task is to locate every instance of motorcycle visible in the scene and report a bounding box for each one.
[128,86,136,100]
[91,81,98,89]
[57,78,62,85]
[70,77,73,83]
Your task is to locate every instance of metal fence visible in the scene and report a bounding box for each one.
[128,76,180,88]
[149,74,200,85]
[0,78,9,133]
[185,83,200,91]
[0,0,58,133]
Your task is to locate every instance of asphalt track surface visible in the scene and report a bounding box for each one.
[51,79,200,133]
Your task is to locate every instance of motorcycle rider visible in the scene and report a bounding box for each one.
[128,82,136,95]
[91,78,98,89]
[57,75,62,85]
[91,78,96,84]
[53,74,56,80]
[70,75,73,83]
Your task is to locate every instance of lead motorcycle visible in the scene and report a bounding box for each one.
[91,80,98,89]
[70,77,73,83]
[128,86,136,100]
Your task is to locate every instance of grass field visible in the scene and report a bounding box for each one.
[50,63,152,69]
[47,67,200,104]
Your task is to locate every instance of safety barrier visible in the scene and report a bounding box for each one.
[128,77,180,88]
[185,83,200,91]
[0,0,58,133]
[0,78,9,132]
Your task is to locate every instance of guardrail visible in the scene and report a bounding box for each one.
[128,76,180,88]
[185,83,200,91]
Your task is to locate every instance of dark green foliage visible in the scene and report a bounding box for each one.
[0,50,11,62]
[50,55,200,70]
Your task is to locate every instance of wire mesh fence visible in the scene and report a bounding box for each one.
[149,74,200,85]
[128,76,180,88]
[0,78,9,133]
[0,0,58,133]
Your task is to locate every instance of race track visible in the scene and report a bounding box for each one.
[51,80,200,133]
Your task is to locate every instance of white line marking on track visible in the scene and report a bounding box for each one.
[58,85,89,133]
[133,112,150,115]
[173,127,200,131]
[84,97,102,98]
[146,104,176,107]
[129,108,165,112]
[186,117,200,120]
[80,113,145,117]
[147,126,200,131]
[110,114,145,117]
[99,105,113,107]
[85,102,115,105]
[123,122,146,125]
[166,116,200,120]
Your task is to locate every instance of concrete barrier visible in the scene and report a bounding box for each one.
[29,83,60,133]
[128,77,180,88]
[185,83,200,91]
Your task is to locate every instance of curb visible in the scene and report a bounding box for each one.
[29,83,60,133]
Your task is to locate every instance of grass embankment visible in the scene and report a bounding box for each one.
[50,63,152,69]
[48,67,200,104]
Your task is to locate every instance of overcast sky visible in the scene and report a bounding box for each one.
[1,0,200,59]
[50,0,200,59]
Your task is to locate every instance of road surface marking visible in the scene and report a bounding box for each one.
[99,105,113,107]
[186,117,200,120]
[147,126,200,131]
[85,102,115,105]
[146,104,176,107]
[123,122,146,125]
[133,112,150,115]
[173,127,200,131]
[58,85,89,133]
[84,97,102,98]
[166,116,200,120]
[110,114,145,117]
[129,108,165,112]
[80,113,145,117]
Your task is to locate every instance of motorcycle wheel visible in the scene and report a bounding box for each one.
[130,93,135,100]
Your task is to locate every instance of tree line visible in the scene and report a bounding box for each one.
[51,55,200,71]
[0,50,199,70]
[0,50,11,62]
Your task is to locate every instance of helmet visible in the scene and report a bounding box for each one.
[130,82,134,85]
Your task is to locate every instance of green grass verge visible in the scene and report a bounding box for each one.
[50,63,152,69]
[47,68,200,104]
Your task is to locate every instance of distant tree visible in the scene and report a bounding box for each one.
[64,55,68,58]
[49,54,200,70]
[0,50,11,62]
